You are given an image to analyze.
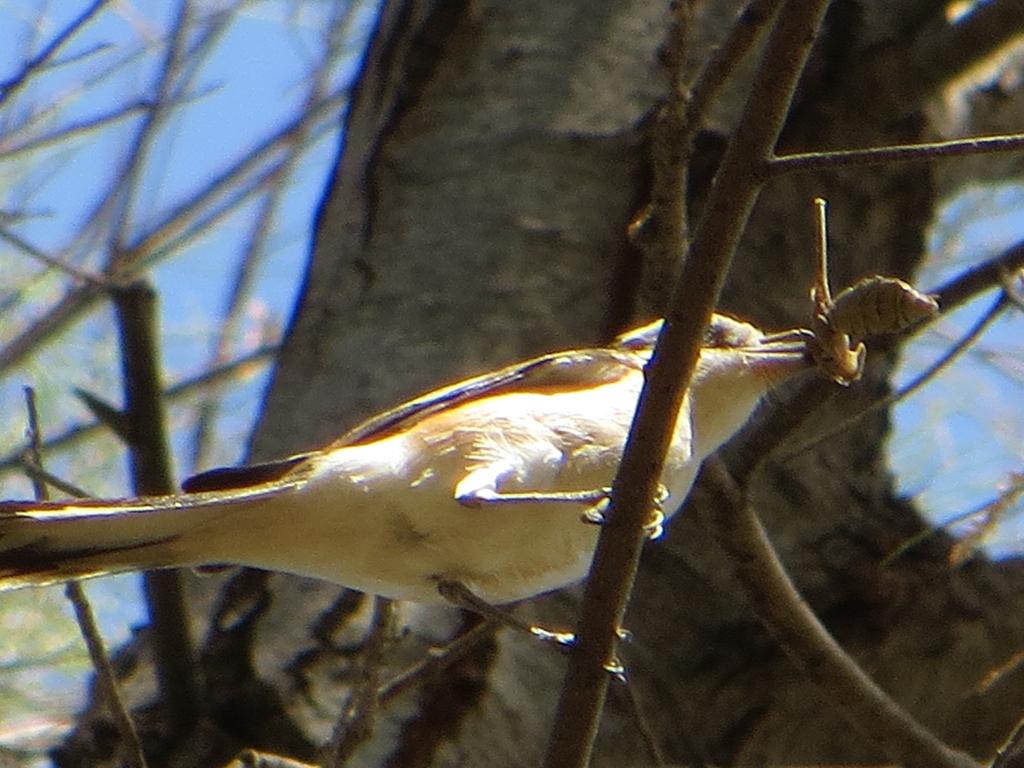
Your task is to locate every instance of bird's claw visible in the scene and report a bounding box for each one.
[579,485,669,539]
[645,484,669,540]
[603,656,626,682]
[644,508,665,540]
[580,492,612,525]
[529,626,576,647]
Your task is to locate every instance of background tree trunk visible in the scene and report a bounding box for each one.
[64,1,1024,765]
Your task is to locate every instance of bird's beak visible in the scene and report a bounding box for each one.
[741,328,815,386]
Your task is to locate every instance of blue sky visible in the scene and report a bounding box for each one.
[890,183,1024,559]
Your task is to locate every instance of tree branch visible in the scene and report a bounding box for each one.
[543,2,833,765]
[21,387,147,768]
[0,343,277,476]
[684,0,785,136]
[0,0,111,105]
[934,241,1024,313]
[112,281,201,735]
[700,456,979,768]
[897,0,1024,109]
[770,133,1024,175]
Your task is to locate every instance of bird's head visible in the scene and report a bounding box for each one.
[615,314,812,458]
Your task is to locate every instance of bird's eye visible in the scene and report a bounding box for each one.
[704,315,760,348]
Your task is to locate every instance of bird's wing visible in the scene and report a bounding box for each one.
[176,347,643,492]
[181,454,314,493]
[334,347,644,447]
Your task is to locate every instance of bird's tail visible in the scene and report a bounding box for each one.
[0,488,282,590]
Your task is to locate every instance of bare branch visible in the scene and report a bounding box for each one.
[632,0,786,318]
[0,225,106,285]
[21,387,147,768]
[630,1,691,317]
[616,675,666,767]
[992,715,1024,768]
[770,133,1024,175]
[107,3,197,266]
[684,0,784,137]
[126,88,346,263]
[700,457,978,768]
[225,751,316,768]
[896,0,1024,109]
[323,597,394,766]
[0,343,277,476]
[884,471,1024,566]
[1,41,157,157]
[0,88,344,374]
[544,2,833,766]
[111,282,201,734]
[377,620,497,705]
[188,3,354,472]
[0,0,112,105]
[934,241,1024,313]
[0,99,155,162]
[18,458,92,499]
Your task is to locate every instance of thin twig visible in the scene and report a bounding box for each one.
[770,133,1024,175]
[63,585,149,768]
[187,187,282,471]
[0,0,111,104]
[124,88,346,266]
[188,3,351,472]
[633,0,785,317]
[29,41,114,74]
[323,597,394,766]
[543,3,833,766]
[0,226,107,286]
[21,387,147,768]
[632,0,691,316]
[0,343,278,475]
[1002,267,1024,312]
[0,89,218,163]
[0,4,240,383]
[933,241,1024,313]
[17,458,92,498]
[1,35,164,157]
[0,87,345,375]
[616,674,666,767]
[0,99,157,163]
[700,457,978,768]
[683,0,784,138]
[992,715,1024,768]
[887,0,1024,111]
[883,471,1024,566]
[108,2,196,269]
[2,65,125,152]
[377,620,498,705]
[226,750,317,768]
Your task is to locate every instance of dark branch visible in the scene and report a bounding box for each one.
[543,2,834,765]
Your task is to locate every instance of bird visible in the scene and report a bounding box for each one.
[0,314,811,605]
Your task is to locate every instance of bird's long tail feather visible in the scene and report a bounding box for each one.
[0,488,283,590]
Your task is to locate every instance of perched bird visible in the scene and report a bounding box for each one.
[0,315,810,604]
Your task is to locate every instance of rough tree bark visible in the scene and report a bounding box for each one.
[58,1,1024,766]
